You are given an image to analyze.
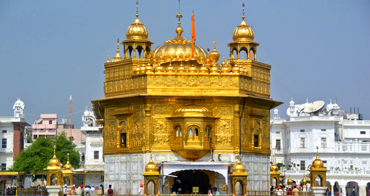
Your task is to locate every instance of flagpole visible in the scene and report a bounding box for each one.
[191,10,195,58]
[69,95,73,141]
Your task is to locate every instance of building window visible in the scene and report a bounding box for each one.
[300,138,305,148]
[49,120,52,124]
[360,131,365,134]
[205,126,211,137]
[321,129,326,132]
[300,129,305,132]
[300,160,305,170]
[321,138,327,148]
[276,132,281,134]
[276,139,281,150]
[2,139,6,148]
[2,130,7,133]
[323,160,327,168]
[33,135,37,139]
[101,175,104,182]
[254,134,259,147]
[121,133,127,148]
[94,151,99,159]
[175,126,181,137]
[1,163,6,171]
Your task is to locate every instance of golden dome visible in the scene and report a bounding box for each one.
[232,156,246,173]
[232,3,255,42]
[270,163,279,172]
[287,175,293,185]
[301,175,307,185]
[63,153,73,172]
[172,105,213,117]
[47,145,61,170]
[151,12,208,61]
[312,146,324,168]
[209,41,220,63]
[125,2,149,40]
[144,154,159,175]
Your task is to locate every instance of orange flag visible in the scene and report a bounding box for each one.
[192,11,196,57]
[249,50,253,60]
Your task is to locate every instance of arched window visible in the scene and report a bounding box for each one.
[316,175,322,187]
[174,126,182,138]
[189,128,193,137]
[180,128,182,137]
[195,128,199,136]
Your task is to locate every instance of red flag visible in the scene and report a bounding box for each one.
[192,11,196,57]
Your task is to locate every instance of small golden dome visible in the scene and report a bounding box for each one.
[232,3,255,42]
[209,41,220,63]
[270,163,279,172]
[47,145,61,170]
[63,153,73,172]
[312,146,324,168]
[145,154,159,174]
[172,105,213,117]
[287,175,293,185]
[232,156,246,173]
[301,175,307,185]
[126,2,149,40]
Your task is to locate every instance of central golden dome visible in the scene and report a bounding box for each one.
[47,145,61,170]
[144,154,159,175]
[270,162,279,172]
[312,146,324,168]
[151,12,208,61]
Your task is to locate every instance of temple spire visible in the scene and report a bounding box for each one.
[136,1,139,18]
[242,3,245,20]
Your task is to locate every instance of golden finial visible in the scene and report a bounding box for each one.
[53,145,56,157]
[67,153,70,162]
[18,96,20,100]
[242,3,245,20]
[213,41,217,50]
[106,55,110,63]
[116,39,120,53]
[136,1,139,18]
[176,0,183,26]
[316,146,319,158]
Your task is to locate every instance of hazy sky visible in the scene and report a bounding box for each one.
[1,1,369,128]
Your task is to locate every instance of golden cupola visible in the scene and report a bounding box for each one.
[63,153,73,171]
[125,2,149,40]
[312,146,324,168]
[270,162,279,172]
[232,3,254,42]
[47,145,61,170]
[144,154,159,175]
[287,175,293,185]
[151,10,208,63]
[171,105,213,117]
[232,156,247,174]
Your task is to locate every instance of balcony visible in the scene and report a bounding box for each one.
[335,142,370,153]
[172,136,211,161]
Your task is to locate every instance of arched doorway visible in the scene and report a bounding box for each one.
[346,181,359,196]
[171,170,211,194]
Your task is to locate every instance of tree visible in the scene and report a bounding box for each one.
[13,132,80,175]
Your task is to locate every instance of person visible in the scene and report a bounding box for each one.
[91,184,95,190]
[177,188,182,194]
[69,184,76,195]
[63,184,67,196]
[4,187,7,196]
[270,186,275,195]
[76,185,82,195]
[334,185,339,196]
[292,185,300,196]
[100,184,104,195]
[276,186,283,196]
[286,187,292,195]
[352,186,356,196]
[213,187,220,196]
[107,184,114,196]
[138,183,144,196]
[84,185,90,194]
[171,191,177,196]
[208,190,213,196]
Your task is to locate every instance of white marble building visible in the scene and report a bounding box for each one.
[0,98,29,172]
[74,107,104,187]
[271,99,370,196]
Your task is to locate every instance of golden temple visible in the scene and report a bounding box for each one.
[92,1,282,194]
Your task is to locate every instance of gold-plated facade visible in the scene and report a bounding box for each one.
[92,2,282,162]
[309,147,327,187]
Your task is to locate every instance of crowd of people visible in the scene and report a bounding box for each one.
[169,187,221,195]
[270,185,312,196]
[61,184,114,196]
